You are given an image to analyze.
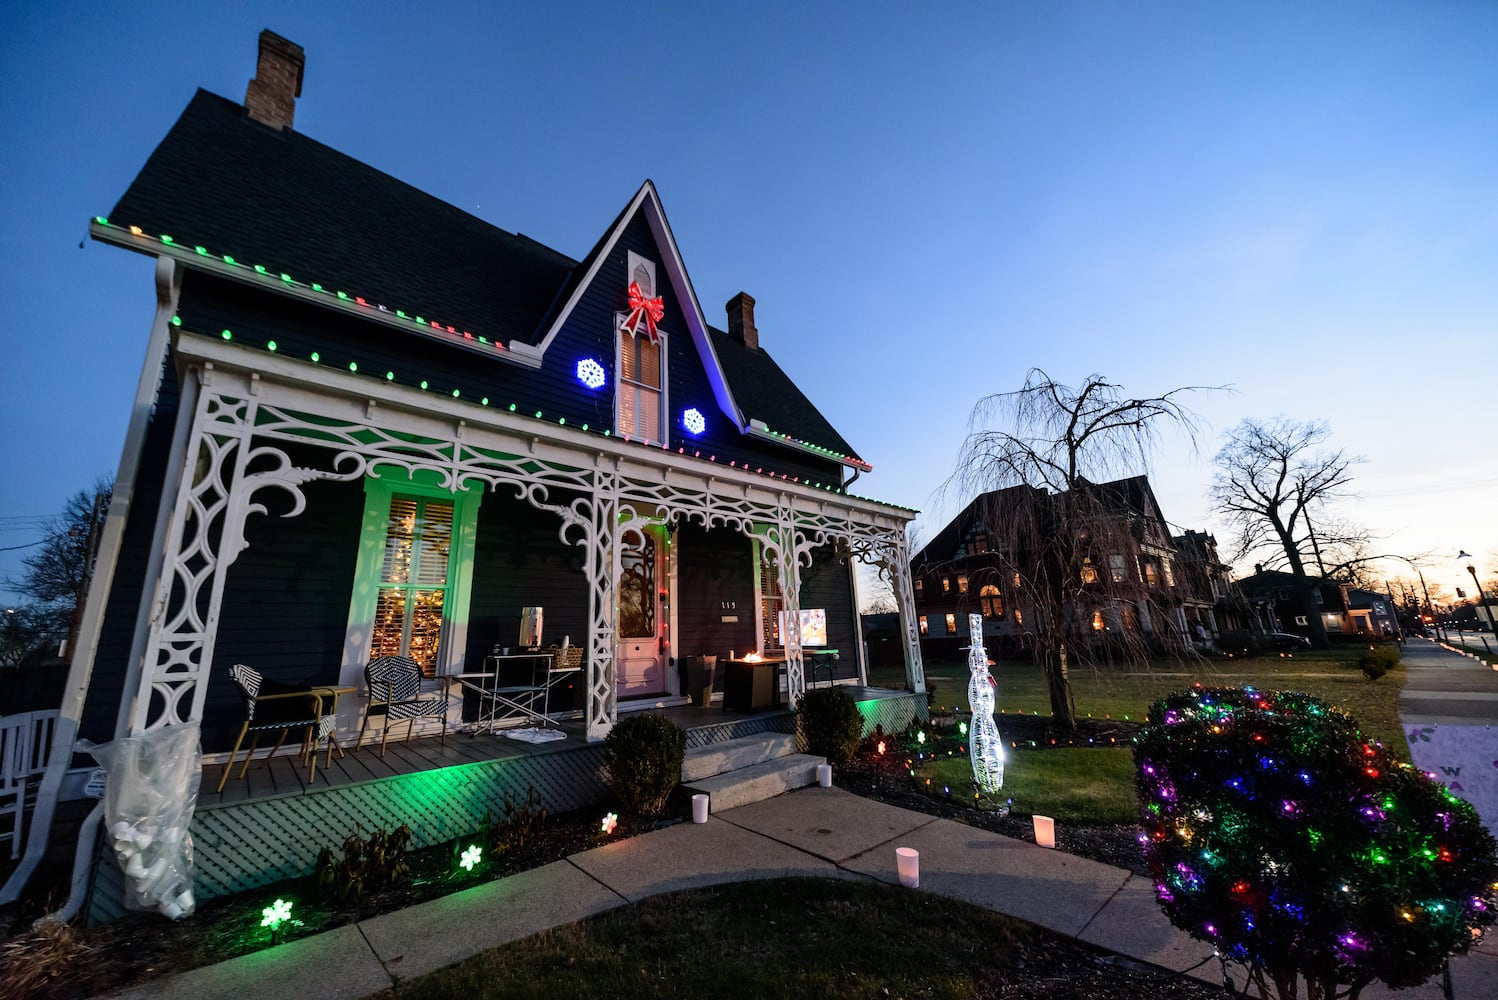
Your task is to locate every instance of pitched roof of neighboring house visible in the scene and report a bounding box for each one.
[97,89,864,470]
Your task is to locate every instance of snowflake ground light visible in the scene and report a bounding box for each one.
[460,844,482,871]
[260,898,293,931]
[1134,687,1498,996]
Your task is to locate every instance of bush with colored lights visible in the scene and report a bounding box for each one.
[1134,687,1497,996]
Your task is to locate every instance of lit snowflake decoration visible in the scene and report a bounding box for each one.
[460,844,483,871]
[916,729,926,745]
[260,898,293,930]
[576,358,606,389]
[601,811,619,835]
[683,407,705,435]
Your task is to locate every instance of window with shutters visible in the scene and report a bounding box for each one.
[345,470,480,679]
[370,495,453,673]
[979,584,1003,618]
[617,252,666,442]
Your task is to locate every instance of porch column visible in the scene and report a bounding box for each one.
[128,378,360,734]
[757,513,805,705]
[877,531,925,695]
[578,468,621,741]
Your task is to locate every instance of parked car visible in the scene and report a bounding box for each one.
[1266,632,1311,650]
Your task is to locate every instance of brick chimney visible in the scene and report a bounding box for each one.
[725,292,758,349]
[243,30,305,131]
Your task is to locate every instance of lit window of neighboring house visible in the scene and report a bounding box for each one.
[942,577,951,594]
[1080,558,1098,584]
[347,471,480,678]
[1163,559,1176,588]
[1109,554,1129,582]
[957,574,969,595]
[979,585,1003,618]
[914,578,923,596]
[1092,610,1106,631]
[1014,609,1024,626]
[918,615,929,635]
[945,613,957,634]
[1144,562,1160,588]
[1012,572,1022,588]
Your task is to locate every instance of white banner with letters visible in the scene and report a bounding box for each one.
[1405,723,1498,837]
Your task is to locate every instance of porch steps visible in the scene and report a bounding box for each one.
[681,733,824,812]
[680,732,798,782]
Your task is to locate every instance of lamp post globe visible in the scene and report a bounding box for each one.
[1457,551,1498,638]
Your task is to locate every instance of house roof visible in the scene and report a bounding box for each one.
[98,89,864,469]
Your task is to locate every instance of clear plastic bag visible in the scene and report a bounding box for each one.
[79,721,202,920]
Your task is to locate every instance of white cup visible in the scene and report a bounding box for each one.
[692,793,709,824]
[896,846,919,887]
[1033,815,1056,848]
[816,763,833,787]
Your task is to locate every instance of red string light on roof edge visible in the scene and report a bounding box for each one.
[95,218,502,351]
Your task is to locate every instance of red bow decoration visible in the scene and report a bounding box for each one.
[621,281,665,343]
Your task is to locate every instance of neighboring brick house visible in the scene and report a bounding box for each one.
[1171,529,1250,639]
[911,475,1216,660]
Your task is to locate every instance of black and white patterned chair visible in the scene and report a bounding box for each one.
[360,655,449,755]
[218,663,333,792]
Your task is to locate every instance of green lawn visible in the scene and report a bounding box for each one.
[379,879,1047,1000]
[872,646,1411,756]
[924,747,1139,824]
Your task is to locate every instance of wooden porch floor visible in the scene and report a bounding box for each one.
[199,685,915,808]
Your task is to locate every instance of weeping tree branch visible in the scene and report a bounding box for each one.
[940,370,1218,730]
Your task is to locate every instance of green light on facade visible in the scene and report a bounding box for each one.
[170,316,181,327]
[311,352,320,362]
[386,371,395,380]
[223,255,235,265]
[221,330,232,340]
[267,341,277,352]
[160,234,173,244]
[349,362,358,372]
[420,381,429,390]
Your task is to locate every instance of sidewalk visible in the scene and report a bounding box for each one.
[110,784,1497,1000]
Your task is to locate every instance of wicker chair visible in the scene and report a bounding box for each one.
[360,655,449,755]
[219,664,332,792]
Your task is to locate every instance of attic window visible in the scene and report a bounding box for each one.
[617,253,665,442]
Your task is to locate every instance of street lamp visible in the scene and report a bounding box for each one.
[1457,551,1498,638]
[1387,555,1442,641]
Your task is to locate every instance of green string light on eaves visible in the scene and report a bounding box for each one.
[171,321,895,509]
[91,218,507,355]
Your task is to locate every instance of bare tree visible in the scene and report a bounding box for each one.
[6,478,111,660]
[945,370,1208,730]
[1209,418,1365,648]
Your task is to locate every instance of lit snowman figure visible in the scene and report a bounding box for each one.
[964,613,1005,793]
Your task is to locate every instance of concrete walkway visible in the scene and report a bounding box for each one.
[110,783,1496,1000]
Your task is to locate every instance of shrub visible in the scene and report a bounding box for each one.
[603,715,686,815]
[797,686,864,765]
[1135,687,1498,999]
[1359,644,1401,680]
[492,785,548,853]
[315,823,412,902]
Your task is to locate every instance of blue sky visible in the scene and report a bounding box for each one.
[2,1,1495,605]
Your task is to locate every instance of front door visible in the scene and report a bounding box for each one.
[618,526,668,697]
